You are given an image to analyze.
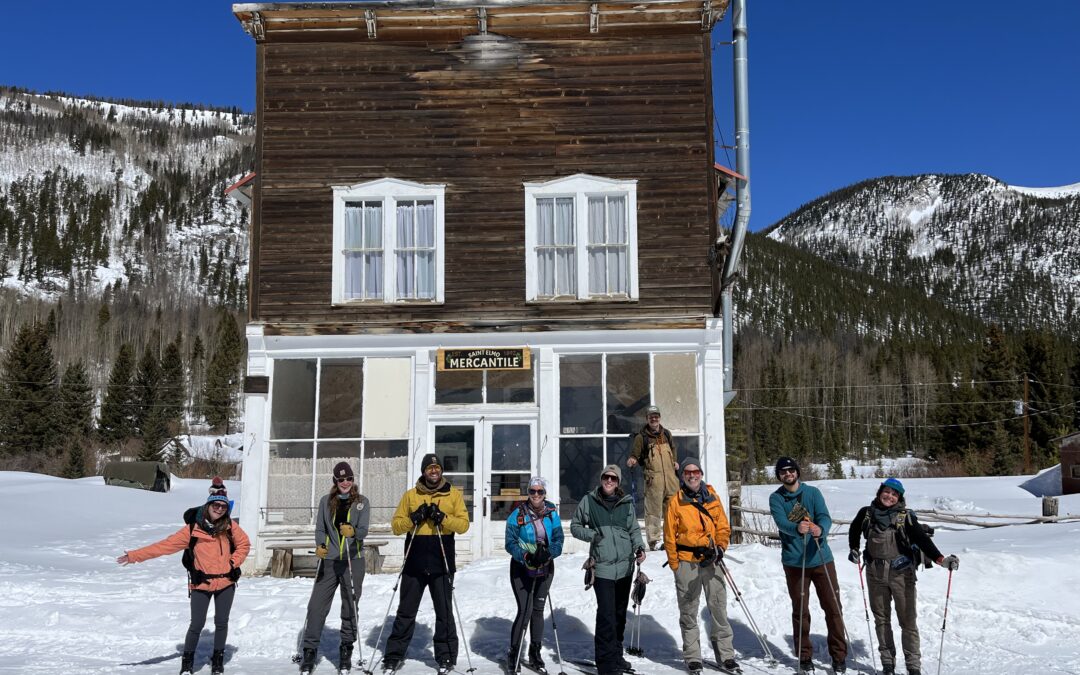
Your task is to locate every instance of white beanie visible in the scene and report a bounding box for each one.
[528,476,548,491]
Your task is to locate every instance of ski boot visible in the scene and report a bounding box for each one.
[381,656,404,674]
[798,659,815,673]
[436,658,455,674]
[505,646,521,673]
[211,649,225,675]
[830,660,845,674]
[881,668,895,675]
[686,660,704,674]
[907,670,921,675]
[180,651,195,675]
[300,648,317,674]
[339,644,353,673]
[527,643,548,674]
[618,654,635,673]
[718,659,742,674]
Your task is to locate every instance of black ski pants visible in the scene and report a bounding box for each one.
[509,561,554,656]
[592,574,632,675]
[302,557,366,650]
[185,583,235,653]
[384,570,458,665]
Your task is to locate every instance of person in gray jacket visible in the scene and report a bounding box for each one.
[299,461,371,674]
[571,464,646,675]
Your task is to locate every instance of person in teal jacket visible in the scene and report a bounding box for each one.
[504,476,564,673]
[571,464,646,675]
[768,457,848,674]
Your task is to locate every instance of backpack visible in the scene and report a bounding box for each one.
[861,507,935,569]
[633,428,674,470]
[181,506,237,587]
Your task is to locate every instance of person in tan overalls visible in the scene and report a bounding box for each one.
[626,405,679,550]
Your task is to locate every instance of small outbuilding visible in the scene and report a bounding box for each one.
[102,461,171,492]
[1059,432,1080,495]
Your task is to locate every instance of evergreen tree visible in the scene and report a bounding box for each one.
[97,302,110,331]
[58,360,94,438]
[98,343,136,444]
[62,438,87,479]
[134,346,167,460]
[160,333,186,433]
[203,311,244,432]
[974,324,1020,459]
[0,320,61,456]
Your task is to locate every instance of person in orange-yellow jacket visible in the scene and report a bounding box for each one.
[663,457,738,675]
[117,478,250,675]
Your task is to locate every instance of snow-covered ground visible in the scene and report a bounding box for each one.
[0,471,1077,675]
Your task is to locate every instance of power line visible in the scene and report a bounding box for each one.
[731,378,1026,394]
[737,399,1075,430]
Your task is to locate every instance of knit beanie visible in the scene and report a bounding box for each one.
[600,464,622,483]
[679,456,702,475]
[332,461,354,481]
[420,453,441,474]
[774,456,800,480]
[206,478,229,505]
[528,476,548,492]
[878,477,905,497]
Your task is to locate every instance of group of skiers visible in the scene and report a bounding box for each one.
[117,407,960,675]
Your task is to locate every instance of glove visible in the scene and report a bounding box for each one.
[228,564,241,582]
[428,502,446,526]
[315,545,328,559]
[410,504,429,526]
[338,523,355,538]
[532,544,551,567]
[699,547,716,567]
[940,555,959,571]
[848,548,861,564]
[635,547,646,563]
[524,551,537,567]
[715,546,724,561]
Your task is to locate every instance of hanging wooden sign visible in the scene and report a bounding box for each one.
[437,347,531,371]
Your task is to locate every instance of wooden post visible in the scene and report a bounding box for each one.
[1023,374,1031,474]
[728,480,742,544]
[1042,496,1059,519]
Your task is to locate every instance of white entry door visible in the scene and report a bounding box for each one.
[432,417,536,561]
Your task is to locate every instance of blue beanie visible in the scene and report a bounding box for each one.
[879,477,905,497]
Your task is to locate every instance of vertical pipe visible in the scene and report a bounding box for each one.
[721,0,751,400]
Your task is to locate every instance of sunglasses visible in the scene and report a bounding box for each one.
[778,468,798,475]
[335,477,354,484]
[528,489,546,495]
[682,469,702,477]
[208,502,228,509]
[601,475,619,483]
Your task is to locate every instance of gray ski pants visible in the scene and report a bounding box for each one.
[302,557,366,650]
[867,560,920,671]
[673,561,735,664]
[185,584,235,653]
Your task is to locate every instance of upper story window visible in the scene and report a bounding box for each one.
[332,178,445,305]
[523,174,639,302]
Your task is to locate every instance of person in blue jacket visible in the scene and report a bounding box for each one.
[504,476,564,673]
[768,457,848,674]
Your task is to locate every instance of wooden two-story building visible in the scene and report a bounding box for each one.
[233,0,732,571]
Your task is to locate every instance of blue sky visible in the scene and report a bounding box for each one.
[3,1,1078,228]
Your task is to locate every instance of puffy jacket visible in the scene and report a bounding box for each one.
[127,516,250,593]
[391,478,469,575]
[315,492,371,561]
[769,482,834,568]
[570,487,644,581]
[663,484,730,570]
[505,500,564,568]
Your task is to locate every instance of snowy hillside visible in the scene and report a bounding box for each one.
[0,87,254,304]
[0,470,1077,674]
[766,173,1080,331]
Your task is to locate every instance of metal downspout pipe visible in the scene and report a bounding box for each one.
[721,0,750,405]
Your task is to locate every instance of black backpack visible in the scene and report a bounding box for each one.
[181,506,237,587]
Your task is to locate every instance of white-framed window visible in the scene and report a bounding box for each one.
[331,178,445,305]
[523,174,638,302]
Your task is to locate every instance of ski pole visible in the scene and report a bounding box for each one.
[855,558,879,674]
[344,542,361,665]
[512,575,540,673]
[936,568,954,675]
[717,558,776,664]
[546,595,570,675]
[292,556,325,663]
[361,524,419,675]
[435,524,477,673]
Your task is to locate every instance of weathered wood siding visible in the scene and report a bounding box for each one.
[255,35,714,331]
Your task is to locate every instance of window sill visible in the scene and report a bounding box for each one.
[527,296,637,305]
[332,299,444,307]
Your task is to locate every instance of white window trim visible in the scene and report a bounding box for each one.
[523,173,638,302]
[331,177,446,305]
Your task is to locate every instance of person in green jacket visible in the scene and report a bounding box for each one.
[571,464,646,675]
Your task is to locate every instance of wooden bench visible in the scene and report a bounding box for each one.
[267,538,389,577]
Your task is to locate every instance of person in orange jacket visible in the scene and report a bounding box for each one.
[117,479,250,675]
[663,457,739,674]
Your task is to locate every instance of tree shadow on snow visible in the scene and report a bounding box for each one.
[360,614,435,668]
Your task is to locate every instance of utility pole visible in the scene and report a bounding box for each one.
[1023,373,1031,474]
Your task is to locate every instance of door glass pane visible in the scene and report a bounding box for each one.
[490,474,529,522]
[673,436,700,466]
[267,442,314,526]
[558,437,603,519]
[606,353,650,434]
[318,361,363,438]
[487,362,535,403]
[436,426,475,521]
[270,360,316,439]
[435,369,483,404]
[654,353,699,433]
[364,440,409,525]
[364,358,411,438]
[491,424,531,471]
[560,354,602,434]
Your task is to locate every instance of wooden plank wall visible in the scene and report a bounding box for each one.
[256,35,714,332]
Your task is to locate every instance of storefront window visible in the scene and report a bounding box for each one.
[560,354,602,434]
[606,353,649,434]
[365,358,412,438]
[363,440,409,524]
[318,361,363,438]
[271,360,316,439]
[559,437,603,519]
[435,369,483,404]
[434,361,535,404]
[487,363,535,403]
[654,353,699,433]
[267,441,314,526]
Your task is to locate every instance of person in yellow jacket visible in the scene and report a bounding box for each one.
[382,453,470,674]
[664,457,740,675]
